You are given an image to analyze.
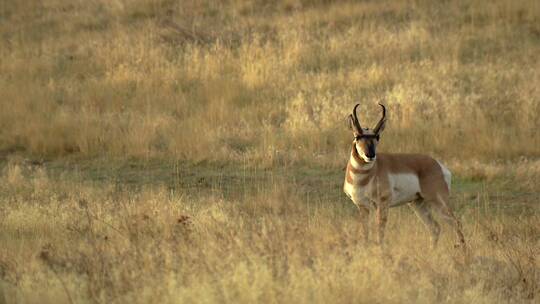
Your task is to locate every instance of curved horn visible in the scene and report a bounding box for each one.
[373,103,386,134]
[352,104,363,135]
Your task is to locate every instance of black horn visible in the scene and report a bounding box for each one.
[351,104,363,135]
[373,103,386,135]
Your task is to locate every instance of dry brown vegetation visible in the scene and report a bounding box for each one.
[0,0,539,303]
[0,161,539,303]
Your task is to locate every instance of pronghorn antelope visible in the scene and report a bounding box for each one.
[344,104,466,248]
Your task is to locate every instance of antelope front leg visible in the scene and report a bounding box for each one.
[376,204,388,246]
[357,205,370,244]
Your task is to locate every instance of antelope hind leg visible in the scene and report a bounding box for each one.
[432,194,466,247]
[409,198,441,248]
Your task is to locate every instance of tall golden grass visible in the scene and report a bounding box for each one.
[1,0,539,164]
[0,163,538,303]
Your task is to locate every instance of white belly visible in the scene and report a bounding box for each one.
[388,173,421,206]
[344,173,423,208]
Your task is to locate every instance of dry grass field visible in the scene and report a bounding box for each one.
[0,0,539,303]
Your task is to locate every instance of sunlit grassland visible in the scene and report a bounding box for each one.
[1,0,540,303]
[0,160,538,303]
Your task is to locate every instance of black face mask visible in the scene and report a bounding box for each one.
[365,142,376,158]
[355,134,380,141]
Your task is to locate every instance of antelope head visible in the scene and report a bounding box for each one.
[348,103,387,163]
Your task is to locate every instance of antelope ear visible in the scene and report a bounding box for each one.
[347,115,355,131]
[348,115,362,137]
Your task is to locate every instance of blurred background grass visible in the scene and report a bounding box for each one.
[1,0,539,165]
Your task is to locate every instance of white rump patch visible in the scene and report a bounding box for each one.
[436,160,452,190]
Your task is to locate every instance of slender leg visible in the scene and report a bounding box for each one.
[409,198,441,248]
[432,194,466,246]
[356,205,370,244]
[376,204,388,246]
